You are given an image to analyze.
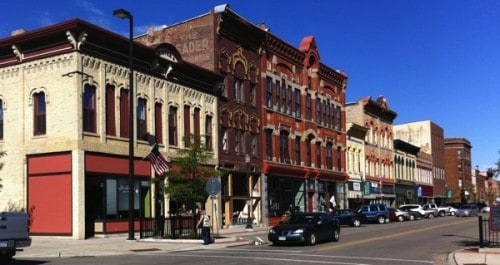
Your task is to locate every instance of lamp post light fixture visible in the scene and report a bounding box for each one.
[244,153,253,230]
[113,8,135,241]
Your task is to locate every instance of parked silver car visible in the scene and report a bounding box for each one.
[456,204,480,217]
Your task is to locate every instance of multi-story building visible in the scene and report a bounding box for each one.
[393,139,419,206]
[137,4,348,227]
[393,120,446,204]
[415,150,434,204]
[0,18,222,238]
[346,122,368,209]
[261,32,348,226]
[444,138,472,203]
[346,96,397,206]
[473,169,488,203]
[136,4,266,228]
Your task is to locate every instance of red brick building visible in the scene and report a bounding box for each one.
[444,138,472,203]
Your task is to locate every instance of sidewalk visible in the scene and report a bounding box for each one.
[15,226,269,259]
[447,247,500,265]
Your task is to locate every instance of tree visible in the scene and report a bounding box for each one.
[163,134,218,213]
[487,150,500,180]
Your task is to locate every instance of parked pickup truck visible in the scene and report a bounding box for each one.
[0,212,31,263]
[423,204,450,217]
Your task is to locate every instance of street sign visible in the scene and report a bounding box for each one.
[206,178,221,196]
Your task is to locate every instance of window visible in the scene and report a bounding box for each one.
[266,76,273,108]
[221,126,228,151]
[34,92,46,135]
[458,163,463,173]
[326,142,333,170]
[184,105,191,147]
[306,136,313,167]
[0,99,3,140]
[249,83,256,106]
[265,129,273,161]
[105,85,116,136]
[168,106,178,146]
[194,108,200,137]
[287,85,292,115]
[281,80,286,112]
[306,93,312,120]
[316,141,321,168]
[119,89,129,138]
[205,115,212,150]
[294,89,301,118]
[234,78,243,103]
[335,106,341,130]
[137,98,147,140]
[251,133,257,155]
[275,80,281,110]
[155,103,163,144]
[279,130,290,164]
[83,84,96,133]
[235,130,242,153]
[336,146,342,171]
[316,98,321,124]
[295,136,301,166]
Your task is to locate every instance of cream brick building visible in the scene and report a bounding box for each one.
[0,19,221,238]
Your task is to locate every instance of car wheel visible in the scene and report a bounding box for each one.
[332,229,340,242]
[385,217,390,224]
[397,215,404,222]
[409,215,415,221]
[377,216,385,224]
[439,211,446,217]
[308,233,316,246]
[428,213,434,219]
[450,211,455,216]
[352,219,361,227]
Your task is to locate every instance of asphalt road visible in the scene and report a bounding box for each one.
[11,214,480,265]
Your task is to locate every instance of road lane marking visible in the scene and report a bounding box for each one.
[315,218,475,252]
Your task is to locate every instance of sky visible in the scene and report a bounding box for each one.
[1,0,499,173]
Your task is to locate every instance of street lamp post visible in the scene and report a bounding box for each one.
[244,154,253,230]
[113,8,135,241]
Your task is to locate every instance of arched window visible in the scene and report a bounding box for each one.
[83,84,96,133]
[34,92,46,135]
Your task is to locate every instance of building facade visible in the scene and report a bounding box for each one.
[346,96,397,206]
[136,4,266,228]
[393,139,419,206]
[393,120,446,204]
[346,122,368,209]
[0,19,221,238]
[261,33,348,226]
[444,138,472,203]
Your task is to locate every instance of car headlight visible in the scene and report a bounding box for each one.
[269,229,276,234]
[294,228,304,234]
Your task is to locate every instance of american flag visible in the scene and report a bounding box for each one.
[146,144,170,176]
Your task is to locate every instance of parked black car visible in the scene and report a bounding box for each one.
[268,212,341,246]
[330,209,367,227]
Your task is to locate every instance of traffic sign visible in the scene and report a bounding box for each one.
[206,178,221,196]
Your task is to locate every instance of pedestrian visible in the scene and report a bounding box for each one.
[196,209,211,245]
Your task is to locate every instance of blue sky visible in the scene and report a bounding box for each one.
[1,0,499,172]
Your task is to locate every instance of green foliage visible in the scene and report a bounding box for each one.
[163,134,218,210]
[487,150,500,179]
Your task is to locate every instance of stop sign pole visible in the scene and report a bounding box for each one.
[206,178,221,234]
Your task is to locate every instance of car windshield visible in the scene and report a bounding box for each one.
[460,205,472,209]
[283,214,318,224]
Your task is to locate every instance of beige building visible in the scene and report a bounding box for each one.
[0,19,221,238]
[346,96,397,206]
[345,122,367,209]
[393,120,446,204]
